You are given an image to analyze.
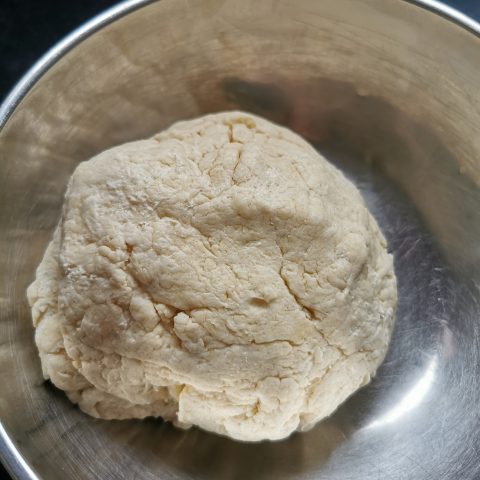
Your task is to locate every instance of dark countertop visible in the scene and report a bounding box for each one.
[0,1,479,479]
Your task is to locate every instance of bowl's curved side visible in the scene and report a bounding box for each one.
[0,424,37,480]
[408,0,480,34]
[2,0,479,131]
[0,0,153,130]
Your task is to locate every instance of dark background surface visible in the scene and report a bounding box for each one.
[0,0,479,479]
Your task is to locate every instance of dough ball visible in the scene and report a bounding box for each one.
[28,111,397,441]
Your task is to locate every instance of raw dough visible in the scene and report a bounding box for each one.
[28,111,397,441]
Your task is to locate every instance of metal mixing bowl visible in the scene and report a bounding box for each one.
[1,0,480,478]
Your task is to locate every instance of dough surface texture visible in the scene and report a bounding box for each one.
[28,111,397,441]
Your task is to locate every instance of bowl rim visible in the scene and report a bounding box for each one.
[0,0,479,479]
[0,0,479,133]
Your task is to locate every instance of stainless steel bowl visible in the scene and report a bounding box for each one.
[1,1,480,478]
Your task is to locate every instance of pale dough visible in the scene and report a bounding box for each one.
[28,111,397,441]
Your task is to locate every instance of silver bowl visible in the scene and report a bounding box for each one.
[1,1,480,478]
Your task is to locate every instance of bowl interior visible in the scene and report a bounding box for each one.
[1,0,480,479]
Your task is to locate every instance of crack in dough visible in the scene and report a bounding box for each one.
[27,111,397,442]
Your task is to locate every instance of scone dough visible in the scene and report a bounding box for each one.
[28,111,397,441]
